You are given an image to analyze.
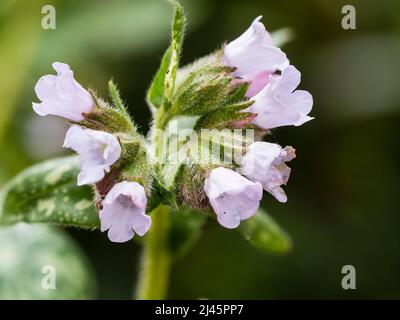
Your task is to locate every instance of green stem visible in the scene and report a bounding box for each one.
[136,204,171,300]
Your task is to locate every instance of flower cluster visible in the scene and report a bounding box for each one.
[32,14,312,242]
[33,62,151,243]
[202,17,312,228]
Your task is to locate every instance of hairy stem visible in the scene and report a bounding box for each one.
[136,204,171,300]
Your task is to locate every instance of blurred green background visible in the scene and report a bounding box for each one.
[1,0,399,299]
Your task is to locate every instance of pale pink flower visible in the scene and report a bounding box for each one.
[204,167,263,229]
[241,142,296,203]
[99,181,151,243]
[33,62,93,121]
[247,65,313,129]
[223,16,289,97]
[63,125,121,186]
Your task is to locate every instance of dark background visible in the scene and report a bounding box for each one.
[0,0,399,299]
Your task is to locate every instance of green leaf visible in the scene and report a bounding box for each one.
[0,157,100,229]
[0,223,96,299]
[146,0,186,110]
[238,208,292,254]
[164,0,185,104]
[108,79,130,118]
[147,47,173,110]
[169,207,206,260]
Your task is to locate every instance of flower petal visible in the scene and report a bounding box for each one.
[217,211,241,229]
[99,181,150,243]
[77,167,106,186]
[224,17,288,77]
[33,101,85,121]
[63,125,121,186]
[271,65,301,99]
[240,142,296,203]
[288,90,314,126]
[34,75,58,101]
[243,71,271,97]
[204,167,263,229]
[132,214,152,236]
[52,62,71,74]
[32,62,93,121]
[248,65,313,129]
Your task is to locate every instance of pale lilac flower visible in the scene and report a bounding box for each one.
[99,181,151,243]
[32,62,94,121]
[223,16,289,97]
[247,65,314,129]
[204,167,263,229]
[241,142,296,203]
[63,125,121,186]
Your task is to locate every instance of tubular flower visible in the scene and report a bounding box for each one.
[223,16,289,97]
[63,125,121,186]
[241,142,296,203]
[204,167,263,229]
[32,62,94,121]
[247,65,314,129]
[99,181,151,243]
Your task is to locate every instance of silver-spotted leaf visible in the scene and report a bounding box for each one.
[0,223,96,299]
[0,156,99,229]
